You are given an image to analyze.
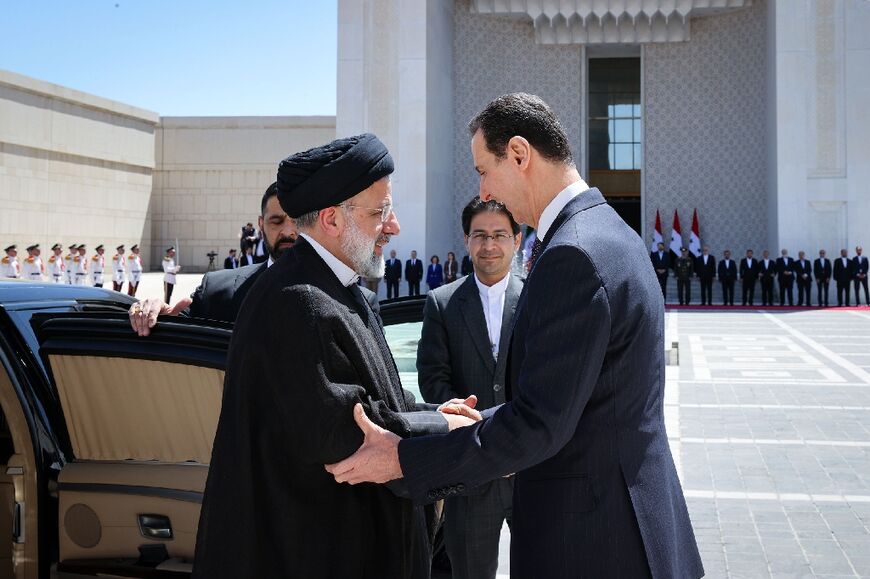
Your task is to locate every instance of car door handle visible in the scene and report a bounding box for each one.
[138,514,173,539]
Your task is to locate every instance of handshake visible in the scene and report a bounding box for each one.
[324,395,482,485]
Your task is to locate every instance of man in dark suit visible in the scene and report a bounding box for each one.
[695,245,716,305]
[406,250,423,296]
[794,251,813,306]
[758,250,776,306]
[777,249,795,305]
[328,93,703,579]
[385,249,403,299]
[853,246,869,305]
[650,242,669,301]
[834,248,853,306]
[739,249,759,306]
[223,249,239,270]
[195,135,474,579]
[815,249,832,307]
[718,249,737,305]
[418,197,522,579]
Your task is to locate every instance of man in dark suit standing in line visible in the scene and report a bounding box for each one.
[695,245,716,306]
[834,248,853,306]
[223,249,239,270]
[650,241,669,301]
[718,249,737,306]
[328,93,703,579]
[777,249,795,305]
[418,196,522,579]
[406,250,423,296]
[853,246,869,305]
[385,249,403,299]
[739,249,759,306]
[759,250,776,306]
[815,249,832,307]
[794,251,813,306]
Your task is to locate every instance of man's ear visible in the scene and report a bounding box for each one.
[319,206,344,238]
[507,136,531,170]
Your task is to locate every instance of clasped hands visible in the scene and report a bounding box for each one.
[324,395,481,485]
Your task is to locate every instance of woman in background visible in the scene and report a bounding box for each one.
[427,255,443,290]
[444,251,458,284]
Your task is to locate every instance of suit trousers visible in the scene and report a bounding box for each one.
[761,279,774,306]
[386,279,400,299]
[817,281,829,307]
[855,278,869,305]
[408,281,421,296]
[721,280,735,305]
[780,280,794,306]
[797,279,812,306]
[837,281,851,306]
[677,279,691,305]
[443,478,513,579]
[742,279,756,306]
[656,274,667,302]
[699,278,713,305]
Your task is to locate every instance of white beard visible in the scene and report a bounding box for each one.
[340,214,386,278]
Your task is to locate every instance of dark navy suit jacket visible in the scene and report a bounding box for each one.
[398,188,703,579]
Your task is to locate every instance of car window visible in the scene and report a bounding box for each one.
[384,321,423,402]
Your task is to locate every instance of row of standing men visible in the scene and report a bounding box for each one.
[651,244,869,306]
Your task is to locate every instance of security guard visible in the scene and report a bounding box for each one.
[22,244,45,281]
[64,244,77,284]
[162,246,181,303]
[47,243,65,283]
[90,245,106,287]
[112,244,126,292]
[1,245,20,279]
[74,244,89,286]
[127,244,143,297]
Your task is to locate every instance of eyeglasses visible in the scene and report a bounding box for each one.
[468,232,514,244]
[342,203,394,223]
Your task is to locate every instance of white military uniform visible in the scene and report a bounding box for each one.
[127,253,143,284]
[21,256,44,281]
[112,253,126,285]
[1,256,20,278]
[162,255,180,283]
[64,252,75,284]
[90,254,105,286]
[47,253,65,283]
[73,254,88,286]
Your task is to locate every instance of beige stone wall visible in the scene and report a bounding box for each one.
[152,117,335,271]
[0,69,158,268]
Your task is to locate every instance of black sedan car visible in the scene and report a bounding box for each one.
[0,281,428,579]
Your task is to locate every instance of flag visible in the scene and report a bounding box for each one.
[689,209,702,258]
[669,209,683,267]
[650,209,663,252]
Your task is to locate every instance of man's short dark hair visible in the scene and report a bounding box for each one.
[261,182,279,216]
[461,196,521,236]
[468,93,573,164]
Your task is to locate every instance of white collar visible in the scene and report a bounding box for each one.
[299,233,359,287]
[267,256,274,268]
[536,179,589,242]
[474,272,510,299]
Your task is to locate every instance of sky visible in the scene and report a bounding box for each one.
[0,0,337,116]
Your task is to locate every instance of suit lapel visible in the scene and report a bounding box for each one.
[495,274,521,377]
[458,276,496,373]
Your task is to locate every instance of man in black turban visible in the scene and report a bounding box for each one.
[193,134,478,579]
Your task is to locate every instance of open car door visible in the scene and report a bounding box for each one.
[31,312,230,578]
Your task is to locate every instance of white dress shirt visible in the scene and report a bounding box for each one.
[536,178,590,241]
[299,233,359,287]
[475,272,511,360]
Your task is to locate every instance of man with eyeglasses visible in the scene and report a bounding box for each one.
[417,196,523,579]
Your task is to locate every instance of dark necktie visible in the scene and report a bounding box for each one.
[529,238,543,270]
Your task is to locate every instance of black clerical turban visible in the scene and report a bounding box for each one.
[276,133,394,218]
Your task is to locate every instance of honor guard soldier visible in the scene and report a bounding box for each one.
[22,244,45,281]
[74,244,89,286]
[47,243,65,283]
[127,245,143,297]
[162,246,181,303]
[64,244,77,284]
[1,245,20,279]
[90,245,106,287]
[112,245,126,292]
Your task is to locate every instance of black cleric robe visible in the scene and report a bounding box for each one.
[193,237,446,579]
